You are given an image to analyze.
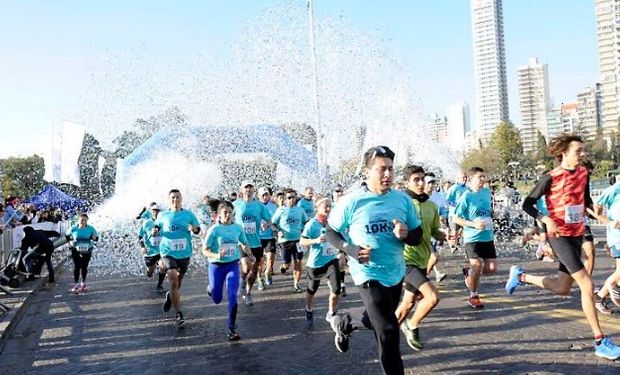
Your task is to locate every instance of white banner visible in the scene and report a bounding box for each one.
[43,120,62,183]
[59,120,85,186]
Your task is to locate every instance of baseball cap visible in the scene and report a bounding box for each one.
[424,176,437,183]
[257,187,270,196]
[150,203,161,211]
[240,180,254,188]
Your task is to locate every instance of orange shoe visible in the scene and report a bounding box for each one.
[468,295,484,309]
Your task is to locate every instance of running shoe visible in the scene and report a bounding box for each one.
[243,293,253,306]
[176,312,186,329]
[340,286,347,297]
[292,285,303,293]
[79,283,87,292]
[505,265,524,295]
[325,311,336,322]
[334,329,350,353]
[610,285,620,307]
[594,337,620,360]
[156,285,166,294]
[435,272,447,283]
[265,274,273,286]
[595,297,614,316]
[228,328,241,341]
[257,279,265,291]
[400,321,423,351]
[462,267,472,289]
[305,310,314,329]
[71,283,80,294]
[280,265,287,274]
[467,295,484,309]
[163,291,172,312]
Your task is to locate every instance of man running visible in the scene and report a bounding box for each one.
[425,172,447,282]
[395,165,444,351]
[446,171,469,253]
[138,203,166,293]
[507,134,620,360]
[332,184,347,296]
[452,167,497,309]
[297,186,315,218]
[326,145,422,375]
[258,187,278,287]
[153,189,200,328]
[233,180,272,305]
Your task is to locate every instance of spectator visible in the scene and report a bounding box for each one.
[3,196,24,228]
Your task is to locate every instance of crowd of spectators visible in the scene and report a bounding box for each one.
[0,196,70,235]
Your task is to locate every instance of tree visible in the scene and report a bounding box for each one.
[488,121,523,166]
[0,155,46,199]
[533,130,554,171]
[586,126,609,163]
[78,133,103,202]
[461,146,504,180]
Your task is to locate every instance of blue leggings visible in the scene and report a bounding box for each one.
[208,260,240,330]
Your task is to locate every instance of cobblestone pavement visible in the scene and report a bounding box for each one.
[1,235,619,374]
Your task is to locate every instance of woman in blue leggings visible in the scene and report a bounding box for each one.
[202,200,251,341]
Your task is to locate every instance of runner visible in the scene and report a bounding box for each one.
[582,160,596,276]
[65,213,99,294]
[452,167,497,309]
[395,165,444,351]
[425,172,447,282]
[202,200,251,341]
[326,145,422,375]
[137,203,166,293]
[153,189,200,328]
[233,180,272,305]
[257,187,278,287]
[300,196,344,329]
[136,202,157,221]
[331,184,347,296]
[446,171,469,253]
[272,188,309,293]
[507,134,620,360]
[297,186,315,218]
[195,194,213,239]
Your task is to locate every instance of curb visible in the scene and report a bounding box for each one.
[0,255,70,355]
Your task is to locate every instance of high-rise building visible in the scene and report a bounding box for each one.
[561,102,579,134]
[576,84,602,139]
[595,0,620,138]
[471,0,509,144]
[546,107,563,139]
[427,113,448,144]
[446,102,471,154]
[517,57,551,153]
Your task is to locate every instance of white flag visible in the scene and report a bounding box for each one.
[59,120,86,186]
[43,119,62,183]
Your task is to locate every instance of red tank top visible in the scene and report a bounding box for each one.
[545,165,588,237]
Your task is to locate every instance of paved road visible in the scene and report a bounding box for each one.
[1,235,619,374]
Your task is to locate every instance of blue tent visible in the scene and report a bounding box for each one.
[26,184,87,214]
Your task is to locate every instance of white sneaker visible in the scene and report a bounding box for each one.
[435,272,447,283]
[243,294,253,306]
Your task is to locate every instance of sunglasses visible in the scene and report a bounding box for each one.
[334,190,343,193]
[286,196,296,200]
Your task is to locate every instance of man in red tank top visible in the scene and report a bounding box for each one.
[506,134,620,360]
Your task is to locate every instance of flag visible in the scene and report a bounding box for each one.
[43,119,86,186]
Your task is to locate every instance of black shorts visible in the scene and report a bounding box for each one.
[306,259,340,295]
[403,266,429,294]
[261,238,276,253]
[241,247,264,260]
[144,254,161,268]
[279,240,303,263]
[583,225,594,243]
[548,236,585,275]
[465,241,497,259]
[160,256,190,276]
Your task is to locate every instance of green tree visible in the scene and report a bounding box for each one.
[586,126,609,163]
[461,146,504,179]
[532,130,554,171]
[488,121,523,166]
[0,155,46,198]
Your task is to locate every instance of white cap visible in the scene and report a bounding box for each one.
[257,187,270,196]
[150,203,161,210]
[424,176,437,183]
[240,180,255,188]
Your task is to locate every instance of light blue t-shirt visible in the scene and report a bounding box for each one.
[297,198,315,218]
[272,206,308,243]
[204,223,249,263]
[596,183,620,247]
[66,224,98,251]
[536,196,549,216]
[453,187,494,243]
[153,209,199,259]
[302,218,338,268]
[233,199,272,249]
[259,201,278,239]
[3,205,23,226]
[446,183,469,217]
[328,188,421,287]
[140,210,152,221]
[138,219,162,257]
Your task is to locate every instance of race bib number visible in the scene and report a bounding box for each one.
[150,236,162,247]
[564,204,584,224]
[77,244,90,253]
[243,222,257,235]
[168,238,187,252]
[480,217,493,231]
[220,243,237,258]
[322,244,337,257]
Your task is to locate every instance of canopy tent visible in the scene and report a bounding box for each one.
[26,184,87,213]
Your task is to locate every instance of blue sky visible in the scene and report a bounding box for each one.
[0,0,598,158]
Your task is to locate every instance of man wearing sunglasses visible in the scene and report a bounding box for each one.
[326,145,422,375]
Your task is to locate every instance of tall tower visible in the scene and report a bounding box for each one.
[471,0,509,143]
[595,0,620,137]
[517,57,551,153]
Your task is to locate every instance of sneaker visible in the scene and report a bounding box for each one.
[334,330,350,353]
[79,283,87,292]
[595,297,614,316]
[71,283,80,294]
[505,265,524,295]
[243,293,253,306]
[594,337,620,360]
[292,285,303,293]
[435,272,447,283]
[163,291,172,312]
[610,285,620,307]
[265,274,273,286]
[175,312,186,329]
[325,311,336,322]
[257,279,265,291]
[340,286,347,297]
[400,321,423,351]
[305,310,314,329]
[228,328,241,341]
[156,285,166,294]
[462,267,471,289]
[280,265,287,274]
[468,295,484,309]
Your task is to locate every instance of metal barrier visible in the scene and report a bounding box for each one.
[0,221,71,265]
